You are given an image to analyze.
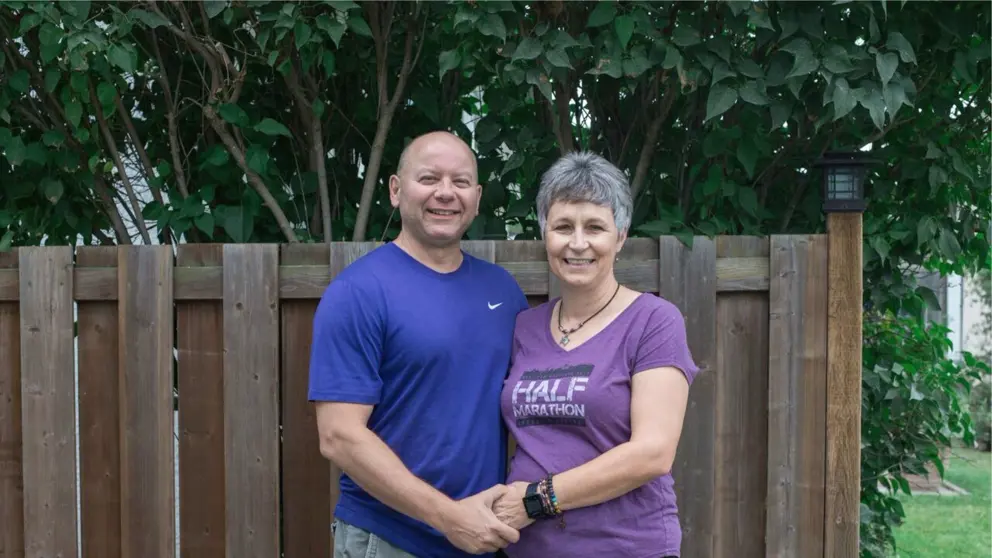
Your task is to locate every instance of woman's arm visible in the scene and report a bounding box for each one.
[550,365,690,511]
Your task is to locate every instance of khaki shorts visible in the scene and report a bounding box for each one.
[332,519,419,558]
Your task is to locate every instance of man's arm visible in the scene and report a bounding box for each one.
[317,401,519,554]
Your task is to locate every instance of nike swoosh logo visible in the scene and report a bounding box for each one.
[488,302,503,310]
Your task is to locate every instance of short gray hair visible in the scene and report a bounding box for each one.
[536,151,633,236]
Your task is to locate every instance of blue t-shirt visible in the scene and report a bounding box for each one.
[308,242,528,558]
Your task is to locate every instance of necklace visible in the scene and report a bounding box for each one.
[556,283,621,346]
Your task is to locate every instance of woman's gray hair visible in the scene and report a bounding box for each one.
[535,151,633,236]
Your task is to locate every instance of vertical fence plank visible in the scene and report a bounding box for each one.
[659,236,717,558]
[177,245,226,558]
[326,242,380,540]
[461,240,496,263]
[19,246,77,558]
[77,247,121,558]
[118,246,175,558]
[766,235,828,557]
[713,237,769,558]
[0,250,23,558]
[224,244,280,558]
[826,215,863,557]
[281,244,331,558]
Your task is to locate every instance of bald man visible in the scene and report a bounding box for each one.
[309,131,529,558]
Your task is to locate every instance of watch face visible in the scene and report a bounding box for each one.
[523,495,543,518]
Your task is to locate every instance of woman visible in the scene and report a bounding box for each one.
[493,152,698,557]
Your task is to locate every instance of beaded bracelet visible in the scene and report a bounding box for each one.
[540,473,565,529]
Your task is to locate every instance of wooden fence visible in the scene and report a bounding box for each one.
[0,232,863,558]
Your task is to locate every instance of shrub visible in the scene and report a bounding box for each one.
[860,312,989,557]
[968,374,992,452]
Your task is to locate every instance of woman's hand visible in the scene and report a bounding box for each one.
[491,481,535,531]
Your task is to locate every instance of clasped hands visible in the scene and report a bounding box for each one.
[440,481,533,555]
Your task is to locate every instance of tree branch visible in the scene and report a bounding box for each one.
[630,73,677,200]
[90,81,153,244]
[150,29,191,199]
[352,10,423,241]
[285,59,332,241]
[203,104,299,242]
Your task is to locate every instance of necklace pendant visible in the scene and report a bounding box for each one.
[560,333,570,346]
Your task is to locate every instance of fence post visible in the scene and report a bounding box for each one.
[825,210,864,557]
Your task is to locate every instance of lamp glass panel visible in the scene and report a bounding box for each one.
[827,168,861,200]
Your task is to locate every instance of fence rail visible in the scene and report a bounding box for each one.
[0,234,862,558]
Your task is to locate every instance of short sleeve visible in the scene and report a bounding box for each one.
[307,278,385,404]
[632,302,700,385]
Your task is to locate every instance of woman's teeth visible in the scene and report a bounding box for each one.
[565,258,594,265]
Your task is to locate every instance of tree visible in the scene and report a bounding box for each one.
[1,1,989,555]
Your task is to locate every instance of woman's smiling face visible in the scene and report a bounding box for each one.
[544,199,626,289]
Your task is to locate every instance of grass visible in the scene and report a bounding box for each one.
[892,444,992,557]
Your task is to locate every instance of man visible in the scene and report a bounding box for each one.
[309,131,529,558]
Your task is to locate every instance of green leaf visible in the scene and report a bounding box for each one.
[204,0,227,18]
[65,100,82,128]
[128,8,170,28]
[736,58,764,79]
[586,2,616,27]
[316,14,347,47]
[662,45,682,70]
[737,141,758,179]
[822,44,856,74]
[42,130,65,147]
[218,103,250,128]
[875,52,898,85]
[885,31,917,64]
[295,21,312,48]
[18,12,42,34]
[195,213,215,238]
[253,118,292,137]
[705,84,738,122]
[348,14,373,37]
[247,145,270,174]
[882,79,908,119]
[771,101,791,129]
[97,82,116,106]
[870,236,890,261]
[614,15,634,50]
[831,77,857,120]
[322,51,336,76]
[108,44,136,73]
[737,186,759,216]
[5,136,25,166]
[938,227,962,259]
[545,46,572,69]
[747,5,776,31]
[438,49,461,78]
[478,14,507,41]
[221,207,254,243]
[39,22,62,48]
[739,80,770,105]
[781,38,818,78]
[512,37,543,61]
[858,87,886,129]
[925,143,942,160]
[8,70,29,94]
[671,27,701,47]
[710,62,735,85]
[40,177,63,203]
[0,230,13,252]
[44,69,60,93]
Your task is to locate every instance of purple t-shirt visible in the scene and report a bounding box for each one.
[499,292,699,558]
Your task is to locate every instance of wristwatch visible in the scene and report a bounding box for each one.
[522,482,545,519]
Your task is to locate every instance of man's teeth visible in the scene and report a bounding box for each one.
[428,209,457,215]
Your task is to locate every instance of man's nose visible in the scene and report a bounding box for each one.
[433,178,455,199]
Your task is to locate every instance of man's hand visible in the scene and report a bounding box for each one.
[437,485,521,554]
[491,481,534,531]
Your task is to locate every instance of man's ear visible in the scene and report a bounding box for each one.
[474,183,483,214]
[388,175,400,208]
